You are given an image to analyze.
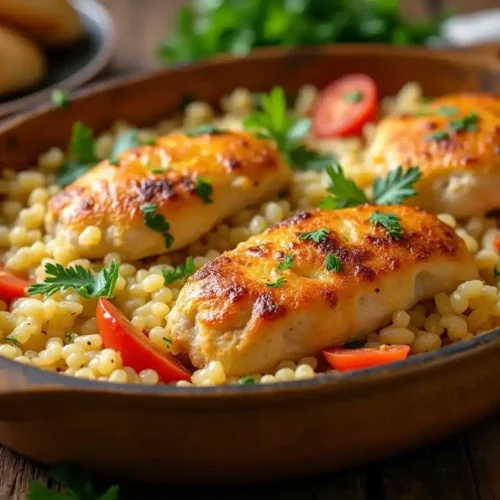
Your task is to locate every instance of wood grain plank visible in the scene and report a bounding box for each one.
[464,415,500,500]
[369,436,478,500]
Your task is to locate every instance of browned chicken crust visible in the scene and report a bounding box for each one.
[167,205,478,376]
[46,131,291,259]
[367,93,500,218]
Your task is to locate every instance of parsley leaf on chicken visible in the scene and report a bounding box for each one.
[27,261,120,299]
[368,211,403,240]
[142,203,174,248]
[320,161,422,209]
[372,166,422,205]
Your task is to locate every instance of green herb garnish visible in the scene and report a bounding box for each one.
[494,266,500,278]
[265,277,286,288]
[159,2,443,65]
[151,168,166,174]
[438,105,458,117]
[142,203,174,248]
[163,337,173,349]
[239,376,255,385]
[276,254,294,272]
[320,162,421,210]
[298,228,329,243]
[194,177,213,204]
[449,111,478,133]
[109,129,141,160]
[27,463,119,500]
[186,124,224,137]
[58,122,99,187]
[321,162,368,209]
[2,336,20,348]
[64,332,74,345]
[141,137,157,146]
[51,89,70,108]
[368,211,403,240]
[426,131,451,142]
[27,261,120,299]
[372,166,422,205]
[325,253,342,272]
[162,256,195,284]
[244,87,334,171]
[343,90,364,103]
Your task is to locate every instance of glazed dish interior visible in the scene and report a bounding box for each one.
[1,61,500,389]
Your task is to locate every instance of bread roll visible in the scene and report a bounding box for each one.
[0,24,46,95]
[0,0,83,46]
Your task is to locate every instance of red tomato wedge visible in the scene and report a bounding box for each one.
[0,268,31,303]
[97,298,191,383]
[494,236,500,253]
[323,345,410,372]
[313,73,378,138]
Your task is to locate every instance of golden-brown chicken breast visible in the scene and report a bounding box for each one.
[366,94,500,218]
[167,205,477,376]
[46,131,291,260]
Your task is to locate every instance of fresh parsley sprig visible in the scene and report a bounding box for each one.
[319,162,368,209]
[142,203,174,249]
[27,261,120,299]
[58,125,158,187]
[243,87,334,171]
[27,463,119,500]
[162,257,195,285]
[372,166,422,205]
[58,122,99,187]
[320,163,422,209]
[368,212,403,240]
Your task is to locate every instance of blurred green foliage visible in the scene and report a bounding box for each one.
[158,0,443,64]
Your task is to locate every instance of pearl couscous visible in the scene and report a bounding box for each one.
[1,81,500,388]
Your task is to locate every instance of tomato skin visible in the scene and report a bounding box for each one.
[494,236,500,253]
[0,269,31,303]
[323,345,410,372]
[97,298,191,383]
[313,73,378,138]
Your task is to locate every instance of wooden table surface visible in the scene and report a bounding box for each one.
[3,0,500,498]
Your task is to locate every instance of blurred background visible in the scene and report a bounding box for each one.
[102,0,500,73]
[2,0,500,116]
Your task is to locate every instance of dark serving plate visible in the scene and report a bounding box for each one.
[1,45,500,484]
[0,0,115,118]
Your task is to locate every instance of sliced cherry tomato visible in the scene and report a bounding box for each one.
[494,236,500,253]
[0,268,31,303]
[97,298,191,383]
[313,73,378,138]
[323,345,410,372]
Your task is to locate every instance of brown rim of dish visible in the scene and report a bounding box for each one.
[1,44,499,398]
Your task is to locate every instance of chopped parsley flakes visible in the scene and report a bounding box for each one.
[368,211,403,240]
[298,228,329,243]
[142,203,174,248]
[276,254,294,272]
[325,253,343,272]
[265,277,286,288]
[194,177,213,204]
